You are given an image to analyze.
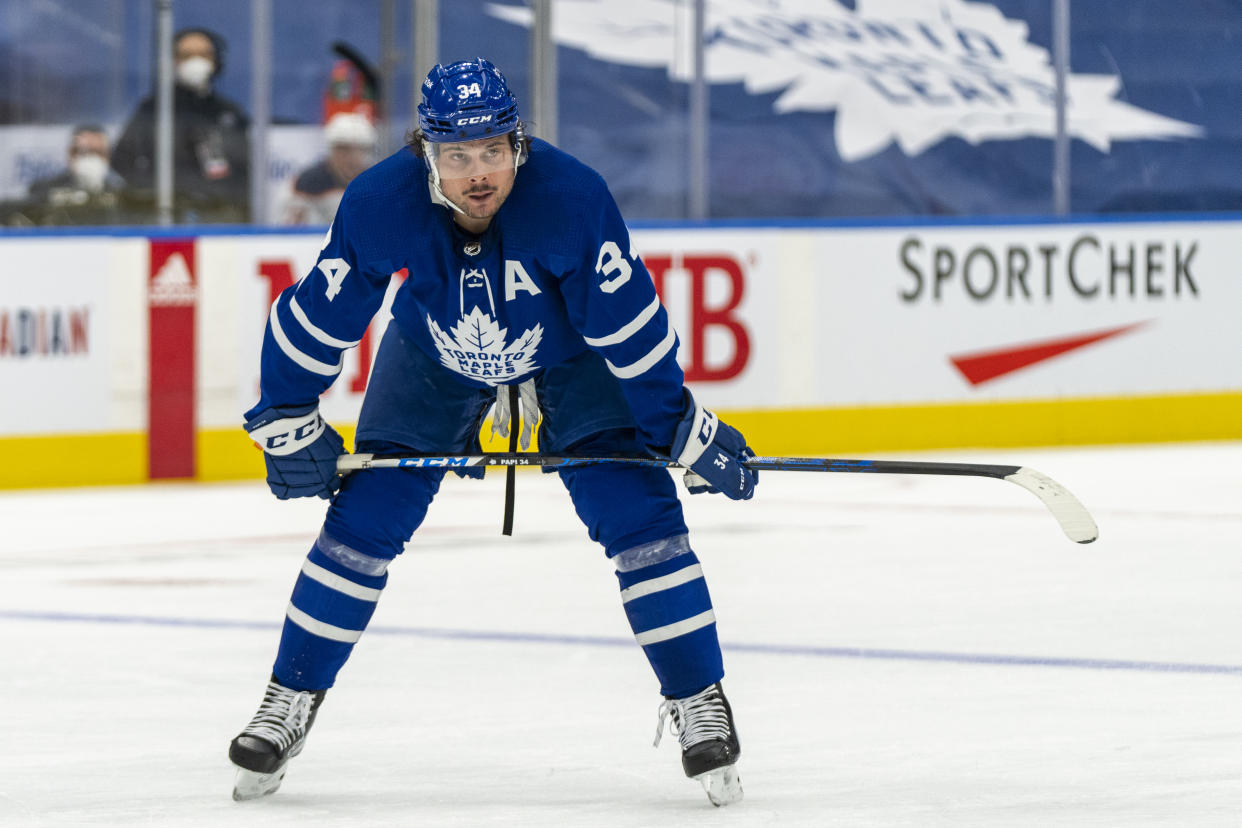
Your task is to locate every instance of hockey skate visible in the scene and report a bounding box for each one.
[228,677,326,801]
[654,682,743,806]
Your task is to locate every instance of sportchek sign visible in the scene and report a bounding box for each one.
[632,220,1234,409]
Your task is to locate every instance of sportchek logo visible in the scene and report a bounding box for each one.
[899,233,1200,303]
[949,322,1147,386]
[488,0,1201,160]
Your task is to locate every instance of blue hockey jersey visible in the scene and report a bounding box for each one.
[250,137,686,450]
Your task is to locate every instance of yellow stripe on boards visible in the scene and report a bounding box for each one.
[0,432,147,489]
[4,391,1239,489]
[719,391,1242,455]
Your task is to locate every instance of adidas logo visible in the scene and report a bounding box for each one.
[149,252,197,306]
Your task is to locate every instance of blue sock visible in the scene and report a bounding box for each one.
[613,536,724,698]
[272,533,390,691]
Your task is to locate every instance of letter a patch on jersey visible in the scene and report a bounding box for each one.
[504,259,541,301]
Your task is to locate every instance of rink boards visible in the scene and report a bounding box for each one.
[1,215,1240,488]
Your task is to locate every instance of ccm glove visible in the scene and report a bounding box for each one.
[245,405,345,500]
[669,390,757,500]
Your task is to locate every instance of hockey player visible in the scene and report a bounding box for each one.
[229,58,756,807]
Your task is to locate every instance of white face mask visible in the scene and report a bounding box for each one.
[176,56,214,91]
[70,154,110,192]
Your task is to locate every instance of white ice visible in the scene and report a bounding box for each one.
[1,443,1239,826]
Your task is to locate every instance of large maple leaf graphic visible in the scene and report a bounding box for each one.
[488,0,1200,162]
[427,308,543,385]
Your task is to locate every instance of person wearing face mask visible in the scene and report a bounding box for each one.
[9,125,127,226]
[111,27,251,224]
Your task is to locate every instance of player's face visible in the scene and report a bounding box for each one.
[432,136,517,229]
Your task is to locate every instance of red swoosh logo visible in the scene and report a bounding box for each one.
[950,322,1148,386]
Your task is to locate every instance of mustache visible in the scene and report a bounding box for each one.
[464,185,495,195]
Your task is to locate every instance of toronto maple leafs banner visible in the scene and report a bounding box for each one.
[476,0,1236,218]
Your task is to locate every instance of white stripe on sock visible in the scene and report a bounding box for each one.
[285,602,363,643]
[634,609,717,646]
[300,559,382,602]
[620,563,704,604]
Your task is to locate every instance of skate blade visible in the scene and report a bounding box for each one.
[232,766,287,801]
[695,763,743,807]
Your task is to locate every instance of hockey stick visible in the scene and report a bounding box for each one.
[337,453,1099,544]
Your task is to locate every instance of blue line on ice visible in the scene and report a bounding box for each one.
[3,609,1239,676]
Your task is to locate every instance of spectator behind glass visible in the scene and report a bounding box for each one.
[281,113,377,225]
[112,28,251,224]
[13,125,127,225]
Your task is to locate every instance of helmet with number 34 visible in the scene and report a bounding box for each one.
[416,58,528,211]
[418,58,522,142]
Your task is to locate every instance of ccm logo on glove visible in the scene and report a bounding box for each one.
[248,409,326,456]
[677,405,718,467]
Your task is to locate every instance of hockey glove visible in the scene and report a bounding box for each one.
[245,405,345,500]
[669,390,757,500]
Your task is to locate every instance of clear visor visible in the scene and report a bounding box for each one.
[424,134,519,181]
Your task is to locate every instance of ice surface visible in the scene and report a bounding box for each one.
[1,443,1239,826]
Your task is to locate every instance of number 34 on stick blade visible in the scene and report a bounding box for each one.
[339,452,1099,544]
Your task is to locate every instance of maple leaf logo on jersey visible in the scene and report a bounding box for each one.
[427,307,543,385]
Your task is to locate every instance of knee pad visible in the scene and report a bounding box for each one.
[322,464,445,560]
[558,454,687,558]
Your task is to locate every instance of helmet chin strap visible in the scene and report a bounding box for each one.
[427,179,467,215]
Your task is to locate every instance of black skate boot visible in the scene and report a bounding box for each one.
[653,682,742,806]
[228,676,326,801]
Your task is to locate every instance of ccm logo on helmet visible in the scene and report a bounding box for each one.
[457,115,493,125]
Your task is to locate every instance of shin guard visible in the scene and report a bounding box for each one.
[272,531,391,691]
[613,535,724,699]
